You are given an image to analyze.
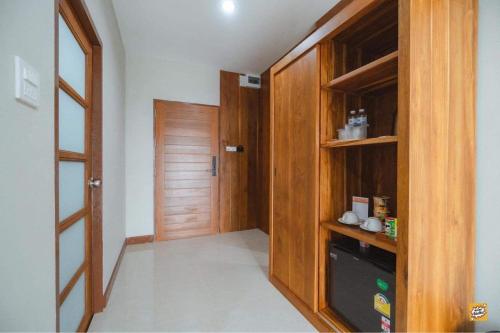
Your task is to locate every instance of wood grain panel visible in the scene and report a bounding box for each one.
[240,87,259,231]
[154,100,219,241]
[272,65,291,286]
[163,125,211,138]
[164,213,211,225]
[165,188,211,198]
[163,221,211,232]
[165,118,212,129]
[220,71,240,233]
[271,47,319,310]
[397,0,477,331]
[157,227,213,241]
[257,70,271,234]
[164,135,211,146]
[164,171,210,180]
[164,154,210,163]
[165,162,210,171]
[164,180,210,189]
[165,205,211,216]
[164,109,212,121]
[164,145,211,155]
[287,48,319,311]
[318,40,347,312]
[219,71,259,233]
[164,196,211,208]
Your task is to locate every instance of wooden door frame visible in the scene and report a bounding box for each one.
[54,0,104,331]
[153,99,220,241]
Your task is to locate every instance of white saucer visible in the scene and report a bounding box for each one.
[338,218,362,226]
[359,224,381,233]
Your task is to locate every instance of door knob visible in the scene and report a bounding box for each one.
[88,178,102,188]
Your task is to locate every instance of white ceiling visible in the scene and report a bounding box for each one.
[112,0,340,74]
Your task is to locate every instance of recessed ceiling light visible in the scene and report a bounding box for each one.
[222,0,235,14]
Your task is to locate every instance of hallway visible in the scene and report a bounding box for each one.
[89,230,315,332]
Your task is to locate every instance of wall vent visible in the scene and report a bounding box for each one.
[239,74,261,89]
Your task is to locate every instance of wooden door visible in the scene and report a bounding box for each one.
[154,100,219,241]
[219,71,260,233]
[56,1,97,331]
[271,47,319,310]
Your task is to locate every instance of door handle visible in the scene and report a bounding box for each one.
[211,156,217,176]
[88,178,102,188]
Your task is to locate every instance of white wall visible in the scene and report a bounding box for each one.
[85,0,127,290]
[125,55,219,237]
[0,0,56,330]
[0,0,126,329]
[476,0,500,330]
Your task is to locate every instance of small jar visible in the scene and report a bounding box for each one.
[352,125,368,139]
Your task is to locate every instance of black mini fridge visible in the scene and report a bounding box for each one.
[328,238,396,332]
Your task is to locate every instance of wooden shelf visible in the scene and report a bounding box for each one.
[321,221,397,254]
[322,51,398,93]
[321,136,397,149]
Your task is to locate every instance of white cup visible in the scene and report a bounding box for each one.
[341,211,359,225]
[362,217,383,232]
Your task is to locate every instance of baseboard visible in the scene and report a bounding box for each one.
[102,235,153,306]
[104,239,126,304]
[270,275,342,333]
[126,234,154,245]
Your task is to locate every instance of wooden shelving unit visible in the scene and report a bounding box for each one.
[317,1,400,331]
[269,0,476,331]
[321,136,397,149]
[321,221,397,253]
[322,51,398,93]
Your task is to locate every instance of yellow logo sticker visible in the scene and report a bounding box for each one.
[469,303,488,321]
[374,293,391,318]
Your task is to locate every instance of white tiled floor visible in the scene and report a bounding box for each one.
[89,229,316,332]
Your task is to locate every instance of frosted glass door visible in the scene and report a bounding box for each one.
[57,5,92,332]
[59,14,86,97]
[59,161,85,221]
[59,89,85,153]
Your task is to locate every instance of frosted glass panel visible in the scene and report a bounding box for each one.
[59,161,85,221]
[59,219,85,289]
[60,274,85,332]
[59,14,85,97]
[59,89,85,153]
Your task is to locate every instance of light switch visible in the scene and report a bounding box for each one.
[15,56,39,109]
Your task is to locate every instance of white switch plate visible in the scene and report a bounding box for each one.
[225,146,237,152]
[15,56,39,109]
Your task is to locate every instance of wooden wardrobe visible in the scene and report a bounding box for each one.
[269,0,477,331]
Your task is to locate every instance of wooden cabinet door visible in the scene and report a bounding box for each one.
[272,47,319,309]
